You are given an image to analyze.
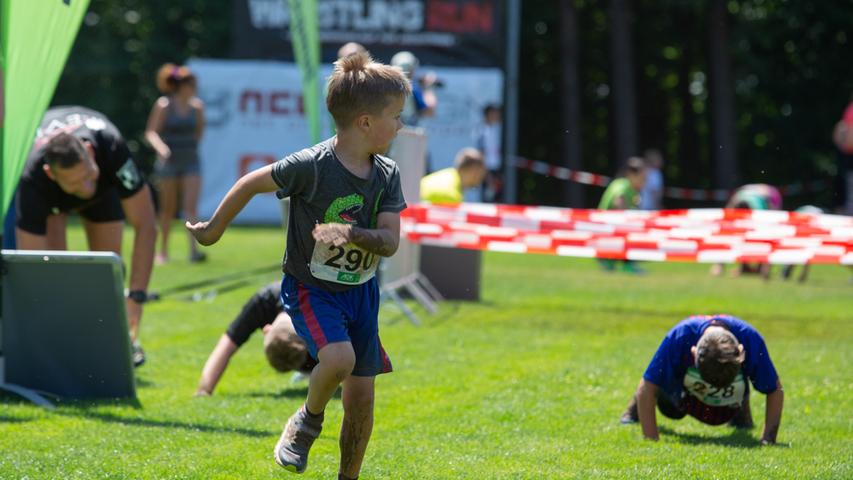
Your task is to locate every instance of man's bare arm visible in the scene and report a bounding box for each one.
[637,379,660,440]
[196,335,239,396]
[121,184,157,293]
[761,380,784,444]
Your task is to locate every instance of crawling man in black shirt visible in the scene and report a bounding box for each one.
[195,282,316,396]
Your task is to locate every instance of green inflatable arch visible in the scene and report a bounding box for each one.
[1,0,89,232]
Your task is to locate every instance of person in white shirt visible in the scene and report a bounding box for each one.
[639,148,664,210]
[475,104,503,202]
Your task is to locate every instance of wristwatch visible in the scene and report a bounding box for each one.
[127,290,148,304]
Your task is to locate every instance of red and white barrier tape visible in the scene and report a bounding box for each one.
[401,203,853,265]
[514,157,612,187]
[514,157,831,201]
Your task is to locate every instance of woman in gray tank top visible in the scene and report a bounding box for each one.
[145,63,207,263]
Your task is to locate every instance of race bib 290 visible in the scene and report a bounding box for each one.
[309,241,378,285]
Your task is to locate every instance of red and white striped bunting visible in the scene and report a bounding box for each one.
[401,203,853,265]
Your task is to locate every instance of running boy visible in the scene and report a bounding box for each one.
[620,314,784,445]
[186,52,410,479]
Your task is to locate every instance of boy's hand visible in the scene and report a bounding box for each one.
[186,220,222,246]
[312,223,353,247]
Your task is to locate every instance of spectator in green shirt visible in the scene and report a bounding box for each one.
[598,157,647,274]
[599,156,647,210]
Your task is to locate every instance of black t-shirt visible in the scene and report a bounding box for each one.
[226,282,283,347]
[16,106,145,235]
[225,282,317,373]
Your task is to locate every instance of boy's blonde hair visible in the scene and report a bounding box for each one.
[326,52,412,128]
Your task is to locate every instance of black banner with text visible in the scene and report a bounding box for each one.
[232,0,505,67]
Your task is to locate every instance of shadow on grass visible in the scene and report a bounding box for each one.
[0,413,35,423]
[0,391,31,406]
[659,426,765,448]
[0,390,142,410]
[134,377,156,388]
[60,396,143,409]
[54,408,273,438]
[239,386,340,400]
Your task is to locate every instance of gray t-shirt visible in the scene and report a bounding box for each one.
[272,138,407,292]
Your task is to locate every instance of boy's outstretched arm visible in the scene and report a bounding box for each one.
[761,379,784,445]
[186,164,279,245]
[637,379,660,440]
[312,212,401,257]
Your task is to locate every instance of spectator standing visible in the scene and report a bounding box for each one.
[337,42,366,60]
[145,63,206,264]
[391,51,438,127]
[832,95,853,215]
[475,104,503,202]
[639,149,664,210]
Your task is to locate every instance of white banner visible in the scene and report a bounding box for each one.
[189,59,503,224]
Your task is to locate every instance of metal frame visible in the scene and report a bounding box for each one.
[379,272,443,326]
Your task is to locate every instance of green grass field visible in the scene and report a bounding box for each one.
[1,224,851,479]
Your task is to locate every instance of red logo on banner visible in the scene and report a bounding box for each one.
[426,0,494,33]
[239,154,277,177]
[239,90,304,116]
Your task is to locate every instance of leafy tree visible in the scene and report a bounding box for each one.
[522,0,853,208]
[53,0,230,172]
[51,0,853,209]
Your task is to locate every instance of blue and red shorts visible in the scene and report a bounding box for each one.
[280,274,392,377]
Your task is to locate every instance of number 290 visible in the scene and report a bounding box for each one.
[325,246,375,272]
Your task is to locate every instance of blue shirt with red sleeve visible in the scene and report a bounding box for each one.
[642,315,779,399]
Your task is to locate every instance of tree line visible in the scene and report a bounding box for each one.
[54,0,853,209]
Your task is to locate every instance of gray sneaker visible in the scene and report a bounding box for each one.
[274,406,323,473]
[132,341,146,368]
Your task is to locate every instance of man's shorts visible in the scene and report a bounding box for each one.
[77,188,125,223]
[657,384,750,426]
[280,274,392,377]
[15,185,125,235]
